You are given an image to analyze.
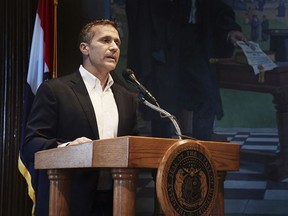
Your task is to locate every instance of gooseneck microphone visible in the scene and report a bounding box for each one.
[122,68,183,139]
[122,69,157,103]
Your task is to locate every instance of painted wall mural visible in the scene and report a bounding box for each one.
[224,0,288,60]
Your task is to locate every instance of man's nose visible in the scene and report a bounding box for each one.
[110,41,119,50]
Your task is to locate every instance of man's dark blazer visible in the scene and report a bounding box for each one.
[23,70,138,216]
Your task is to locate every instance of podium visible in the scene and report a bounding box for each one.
[35,136,240,216]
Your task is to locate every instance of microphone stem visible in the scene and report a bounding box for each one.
[140,97,182,140]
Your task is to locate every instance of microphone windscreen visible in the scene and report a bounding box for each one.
[122,68,134,80]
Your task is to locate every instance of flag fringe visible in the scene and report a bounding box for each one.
[18,155,36,216]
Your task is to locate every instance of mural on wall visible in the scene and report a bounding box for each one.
[224,0,288,52]
[110,0,288,62]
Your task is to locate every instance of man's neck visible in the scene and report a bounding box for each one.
[82,65,109,90]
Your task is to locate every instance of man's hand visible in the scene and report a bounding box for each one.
[68,137,92,146]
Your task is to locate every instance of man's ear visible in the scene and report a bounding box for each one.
[79,42,89,55]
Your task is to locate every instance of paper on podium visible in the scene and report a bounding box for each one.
[236,41,278,75]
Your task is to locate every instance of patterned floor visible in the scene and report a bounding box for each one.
[136,128,288,216]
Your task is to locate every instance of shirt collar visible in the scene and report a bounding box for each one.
[79,65,114,92]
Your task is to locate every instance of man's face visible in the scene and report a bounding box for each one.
[82,24,121,73]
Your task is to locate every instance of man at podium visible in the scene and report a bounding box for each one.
[22,19,138,216]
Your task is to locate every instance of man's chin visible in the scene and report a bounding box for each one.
[106,63,117,71]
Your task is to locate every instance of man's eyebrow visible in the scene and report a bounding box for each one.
[101,35,121,44]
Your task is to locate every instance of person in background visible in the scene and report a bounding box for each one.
[126,0,246,140]
[23,19,138,216]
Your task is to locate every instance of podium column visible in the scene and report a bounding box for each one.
[47,169,71,216]
[211,171,226,216]
[112,168,138,216]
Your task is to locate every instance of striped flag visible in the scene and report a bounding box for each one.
[18,0,57,215]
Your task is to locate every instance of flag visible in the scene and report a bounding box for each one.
[18,0,57,215]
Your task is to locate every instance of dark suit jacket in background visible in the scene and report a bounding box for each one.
[23,71,138,216]
[126,0,241,120]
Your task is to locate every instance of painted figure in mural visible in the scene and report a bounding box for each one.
[251,14,260,41]
[126,0,246,140]
[246,6,255,24]
[261,15,269,41]
[258,0,266,11]
[277,0,286,17]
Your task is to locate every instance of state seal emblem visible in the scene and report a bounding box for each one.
[156,139,218,216]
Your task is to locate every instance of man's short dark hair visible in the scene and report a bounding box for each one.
[79,19,119,45]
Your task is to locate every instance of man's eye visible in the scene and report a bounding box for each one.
[115,41,121,47]
[101,38,120,47]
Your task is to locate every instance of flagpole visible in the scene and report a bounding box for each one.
[53,0,58,78]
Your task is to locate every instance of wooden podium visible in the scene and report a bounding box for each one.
[35,136,240,216]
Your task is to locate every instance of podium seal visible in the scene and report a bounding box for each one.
[156,139,218,216]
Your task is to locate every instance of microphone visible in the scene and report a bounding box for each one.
[122,69,157,103]
[123,68,183,139]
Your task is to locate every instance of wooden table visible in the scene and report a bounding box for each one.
[216,62,288,180]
